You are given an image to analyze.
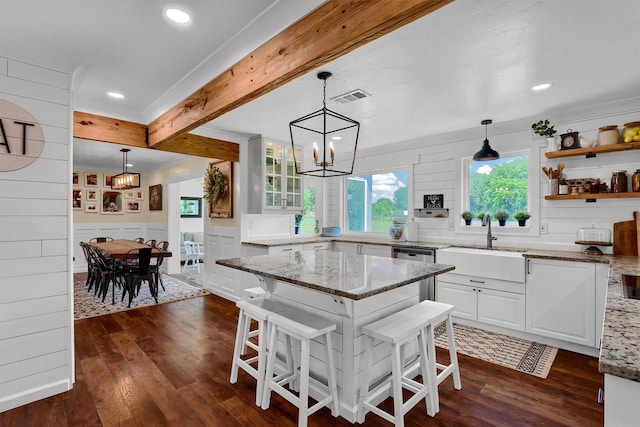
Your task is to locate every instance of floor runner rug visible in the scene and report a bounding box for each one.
[74,274,209,320]
[435,323,558,379]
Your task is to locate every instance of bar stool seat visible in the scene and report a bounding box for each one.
[261,305,339,427]
[230,297,289,406]
[357,300,461,426]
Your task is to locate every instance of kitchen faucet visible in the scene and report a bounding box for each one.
[482,213,497,248]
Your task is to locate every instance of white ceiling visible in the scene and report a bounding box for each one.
[1,0,639,172]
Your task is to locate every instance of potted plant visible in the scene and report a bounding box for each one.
[494,211,509,226]
[476,212,486,225]
[294,214,303,234]
[461,211,474,226]
[514,211,531,227]
[532,120,557,152]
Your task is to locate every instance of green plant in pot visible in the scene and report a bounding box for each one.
[494,211,509,226]
[514,211,531,227]
[476,212,486,224]
[294,214,303,234]
[461,211,474,226]
[532,119,558,152]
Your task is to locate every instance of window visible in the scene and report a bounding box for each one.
[465,153,529,225]
[299,185,316,234]
[346,171,408,233]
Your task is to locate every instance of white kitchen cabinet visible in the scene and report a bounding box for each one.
[268,244,304,255]
[332,241,391,257]
[248,135,303,214]
[303,242,331,250]
[437,272,526,331]
[525,258,598,347]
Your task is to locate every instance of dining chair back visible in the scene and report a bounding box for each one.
[90,237,114,243]
[134,237,145,243]
[79,242,98,292]
[156,241,169,251]
[122,248,157,307]
[145,239,157,247]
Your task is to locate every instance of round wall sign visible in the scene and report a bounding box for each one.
[0,99,45,172]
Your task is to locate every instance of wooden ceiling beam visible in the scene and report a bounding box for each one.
[147,0,452,148]
[73,111,239,162]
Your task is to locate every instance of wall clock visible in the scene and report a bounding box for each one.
[560,130,580,150]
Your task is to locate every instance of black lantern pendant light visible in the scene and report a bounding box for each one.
[111,148,140,190]
[290,71,360,177]
[473,119,499,161]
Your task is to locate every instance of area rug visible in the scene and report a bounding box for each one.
[434,323,558,379]
[74,274,209,320]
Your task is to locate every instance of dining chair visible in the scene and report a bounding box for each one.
[183,241,203,272]
[145,239,157,247]
[79,242,98,292]
[90,237,114,243]
[154,241,170,291]
[134,237,145,243]
[89,245,123,304]
[122,248,157,308]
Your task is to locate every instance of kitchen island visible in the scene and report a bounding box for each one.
[216,249,455,422]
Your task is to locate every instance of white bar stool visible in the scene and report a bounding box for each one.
[357,300,461,426]
[230,297,288,406]
[240,287,267,355]
[261,305,339,427]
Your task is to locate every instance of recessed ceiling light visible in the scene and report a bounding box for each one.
[531,83,552,92]
[165,8,191,24]
[106,91,125,100]
[126,163,133,167]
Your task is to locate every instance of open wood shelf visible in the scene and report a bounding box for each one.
[545,192,640,200]
[545,141,640,158]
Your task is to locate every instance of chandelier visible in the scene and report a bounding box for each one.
[289,71,360,177]
[111,148,140,190]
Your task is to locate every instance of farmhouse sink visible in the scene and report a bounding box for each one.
[437,246,525,282]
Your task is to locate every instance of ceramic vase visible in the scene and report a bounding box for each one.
[546,137,557,153]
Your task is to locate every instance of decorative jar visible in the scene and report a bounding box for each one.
[611,170,628,193]
[623,121,640,143]
[632,169,640,192]
[597,125,620,146]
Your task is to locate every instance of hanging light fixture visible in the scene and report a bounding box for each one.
[473,119,500,161]
[290,71,360,177]
[111,148,140,190]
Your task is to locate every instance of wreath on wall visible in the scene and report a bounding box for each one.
[203,162,227,208]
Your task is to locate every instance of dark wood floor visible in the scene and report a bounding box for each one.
[0,293,604,426]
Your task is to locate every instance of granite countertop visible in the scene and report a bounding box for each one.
[240,235,640,383]
[242,235,450,250]
[216,249,454,300]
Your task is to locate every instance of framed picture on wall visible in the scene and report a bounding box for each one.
[101,190,123,214]
[149,184,162,211]
[126,201,141,213]
[86,189,98,201]
[85,172,98,187]
[124,190,136,199]
[85,203,98,213]
[104,174,113,187]
[73,172,79,185]
[73,189,82,210]
[180,197,202,218]
[135,190,144,200]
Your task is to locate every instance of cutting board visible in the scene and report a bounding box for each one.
[613,211,640,256]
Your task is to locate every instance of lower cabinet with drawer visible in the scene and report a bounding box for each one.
[268,244,304,255]
[437,272,526,331]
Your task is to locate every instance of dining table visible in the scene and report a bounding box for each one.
[90,239,172,259]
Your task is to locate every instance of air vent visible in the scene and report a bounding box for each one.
[330,89,370,104]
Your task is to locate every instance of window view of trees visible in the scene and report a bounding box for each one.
[469,155,528,221]
[299,186,316,234]
[347,171,408,232]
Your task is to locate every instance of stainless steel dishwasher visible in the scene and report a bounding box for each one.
[392,247,436,301]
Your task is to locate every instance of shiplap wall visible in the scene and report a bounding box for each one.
[0,57,73,411]
[325,97,640,252]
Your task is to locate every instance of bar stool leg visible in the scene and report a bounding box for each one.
[230,308,247,384]
[261,322,278,410]
[425,321,440,413]
[418,328,437,417]
[298,339,311,427]
[324,332,339,417]
[446,316,462,390]
[391,344,405,427]
[357,335,374,423]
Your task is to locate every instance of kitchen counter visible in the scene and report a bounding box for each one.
[217,249,454,300]
[242,235,640,384]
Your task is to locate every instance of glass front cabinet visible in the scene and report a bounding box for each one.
[248,136,303,213]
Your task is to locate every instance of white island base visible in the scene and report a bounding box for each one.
[259,276,422,423]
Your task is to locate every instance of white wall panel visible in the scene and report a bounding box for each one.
[0,56,72,411]
[7,59,69,89]
[0,271,67,303]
